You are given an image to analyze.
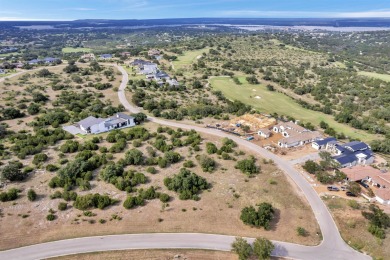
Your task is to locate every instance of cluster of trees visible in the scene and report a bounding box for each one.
[123,186,170,209]
[235,156,260,176]
[362,204,390,239]
[73,193,117,210]
[0,188,19,202]
[49,151,107,190]
[1,161,27,182]
[164,168,209,200]
[302,152,345,184]
[240,203,275,230]
[231,237,274,260]
[100,163,147,192]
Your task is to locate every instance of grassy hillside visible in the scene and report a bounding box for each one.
[62,47,92,53]
[358,71,390,82]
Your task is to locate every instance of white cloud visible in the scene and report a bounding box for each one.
[69,8,97,11]
[0,17,69,21]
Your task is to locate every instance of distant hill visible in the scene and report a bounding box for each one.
[2,18,390,28]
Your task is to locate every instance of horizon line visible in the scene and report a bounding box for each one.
[2,17,390,22]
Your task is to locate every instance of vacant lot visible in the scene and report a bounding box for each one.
[0,121,320,250]
[323,197,389,259]
[210,76,378,142]
[358,71,390,82]
[62,47,93,53]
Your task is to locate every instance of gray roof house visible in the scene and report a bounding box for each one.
[66,113,136,135]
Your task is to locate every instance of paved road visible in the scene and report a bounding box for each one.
[0,65,371,260]
[115,65,370,260]
[289,152,320,165]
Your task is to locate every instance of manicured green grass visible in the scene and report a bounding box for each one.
[358,71,390,82]
[62,47,92,53]
[210,76,378,142]
[172,48,209,70]
[334,62,347,69]
[0,52,18,57]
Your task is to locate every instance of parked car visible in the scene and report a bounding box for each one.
[341,186,347,191]
[346,191,357,197]
[327,186,340,191]
[360,181,369,189]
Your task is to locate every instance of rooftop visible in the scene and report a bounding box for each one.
[77,116,105,129]
[279,131,321,145]
[341,165,382,182]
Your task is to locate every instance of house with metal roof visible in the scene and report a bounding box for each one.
[99,54,113,60]
[71,113,135,135]
[330,141,374,168]
[312,137,337,150]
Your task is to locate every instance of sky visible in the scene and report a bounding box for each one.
[1,0,390,21]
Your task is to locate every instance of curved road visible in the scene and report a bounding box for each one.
[0,65,371,260]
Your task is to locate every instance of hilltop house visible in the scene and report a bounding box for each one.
[258,128,272,138]
[312,137,337,150]
[64,113,136,135]
[278,131,322,148]
[274,121,321,148]
[341,165,390,205]
[99,54,113,60]
[329,141,374,167]
[81,53,95,61]
[28,57,61,65]
[130,59,158,75]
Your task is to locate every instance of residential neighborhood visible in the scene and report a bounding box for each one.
[130,58,179,86]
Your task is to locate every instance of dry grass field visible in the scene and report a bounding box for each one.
[50,249,238,260]
[0,119,320,250]
[323,197,390,259]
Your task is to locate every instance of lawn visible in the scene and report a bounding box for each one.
[358,71,390,82]
[62,47,92,53]
[172,48,209,70]
[210,76,378,142]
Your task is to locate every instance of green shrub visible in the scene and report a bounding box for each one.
[46,214,56,221]
[73,193,116,210]
[46,164,59,172]
[206,142,218,154]
[32,153,48,165]
[235,156,259,175]
[146,167,157,174]
[123,195,145,209]
[183,160,195,168]
[58,202,68,211]
[159,193,170,202]
[27,189,37,201]
[240,202,274,230]
[196,154,216,172]
[297,227,307,236]
[0,188,19,202]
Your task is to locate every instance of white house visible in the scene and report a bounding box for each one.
[273,121,308,137]
[312,137,337,150]
[375,189,390,205]
[278,131,322,148]
[142,63,158,75]
[258,128,272,138]
[76,113,135,134]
